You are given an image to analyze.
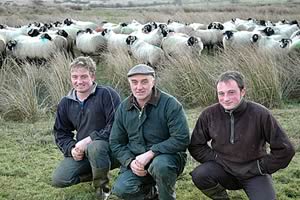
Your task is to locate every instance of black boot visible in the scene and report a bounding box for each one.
[201,184,230,200]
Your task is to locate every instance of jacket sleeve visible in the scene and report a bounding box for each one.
[89,87,121,141]
[188,111,216,163]
[109,104,135,168]
[259,111,295,174]
[53,99,76,157]
[150,98,190,154]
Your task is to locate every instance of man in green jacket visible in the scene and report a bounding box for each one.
[109,64,190,200]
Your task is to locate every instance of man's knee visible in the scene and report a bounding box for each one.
[51,171,78,188]
[190,162,220,189]
[87,140,109,157]
[191,164,209,182]
[112,177,139,198]
[148,155,179,184]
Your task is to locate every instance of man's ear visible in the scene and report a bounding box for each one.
[241,88,246,97]
[91,73,96,81]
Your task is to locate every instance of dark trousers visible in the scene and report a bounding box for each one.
[112,153,186,200]
[52,140,119,188]
[190,161,276,200]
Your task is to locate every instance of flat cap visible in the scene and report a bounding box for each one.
[127,64,155,77]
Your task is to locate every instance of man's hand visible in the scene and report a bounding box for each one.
[71,147,84,161]
[75,136,92,153]
[135,150,155,167]
[130,159,148,177]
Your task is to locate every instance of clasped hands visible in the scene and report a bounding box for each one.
[71,136,92,161]
[130,150,155,177]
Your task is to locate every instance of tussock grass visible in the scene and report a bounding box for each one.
[159,54,218,108]
[42,53,72,111]
[102,50,136,98]
[0,59,48,122]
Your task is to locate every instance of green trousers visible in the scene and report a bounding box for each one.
[112,153,186,200]
[52,140,119,189]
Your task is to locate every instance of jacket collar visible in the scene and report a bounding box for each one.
[127,87,161,110]
[222,98,247,115]
[66,82,97,101]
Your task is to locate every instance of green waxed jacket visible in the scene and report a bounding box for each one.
[109,87,190,168]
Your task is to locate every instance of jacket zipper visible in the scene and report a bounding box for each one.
[229,111,235,144]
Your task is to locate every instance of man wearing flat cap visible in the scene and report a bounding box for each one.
[109,64,190,200]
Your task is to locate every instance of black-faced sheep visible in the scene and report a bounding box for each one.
[126,35,164,68]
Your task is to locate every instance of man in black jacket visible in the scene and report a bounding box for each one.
[51,56,121,200]
[189,70,295,200]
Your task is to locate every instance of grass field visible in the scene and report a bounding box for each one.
[0,103,299,200]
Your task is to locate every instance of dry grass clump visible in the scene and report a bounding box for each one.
[101,50,136,98]
[0,59,48,121]
[42,53,72,111]
[158,53,218,108]
[0,54,72,121]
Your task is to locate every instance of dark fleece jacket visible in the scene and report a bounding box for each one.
[189,99,295,180]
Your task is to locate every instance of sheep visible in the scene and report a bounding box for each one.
[0,35,6,66]
[190,28,224,52]
[63,18,98,30]
[6,33,59,61]
[222,30,259,51]
[101,28,129,54]
[101,22,128,34]
[289,30,300,53]
[120,19,143,34]
[0,25,33,42]
[273,24,299,38]
[233,18,258,31]
[208,22,224,30]
[289,39,300,53]
[188,23,207,31]
[167,21,194,35]
[130,25,167,47]
[161,33,203,58]
[75,29,107,56]
[290,30,300,40]
[126,35,164,68]
[45,29,74,57]
[252,34,291,55]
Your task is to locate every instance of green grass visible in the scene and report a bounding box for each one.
[0,104,299,200]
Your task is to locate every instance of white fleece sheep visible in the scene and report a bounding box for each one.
[191,29,224,51]
[0,34,6,57]
[167,21,194,35]
[222,30,259,50]
[161,33,203,57]
[253,34,291,55]
[101,29,129,54]
[75,29,107,55]
[126,35,164,67]
[63,18,98,30]
[6,33,59,59]
[130,26,167,47]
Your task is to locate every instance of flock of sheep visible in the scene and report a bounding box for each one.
[0,17,300,67]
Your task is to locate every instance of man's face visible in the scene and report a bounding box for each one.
[128,74,155,105]
[71,67,95,94]
[217,79,245,110]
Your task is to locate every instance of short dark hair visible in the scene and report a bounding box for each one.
[216,70,245,90]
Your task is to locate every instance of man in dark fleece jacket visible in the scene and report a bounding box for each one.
[189,70,295,200]
[51,56,121,200]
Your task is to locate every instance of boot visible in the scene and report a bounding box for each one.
[144,185,158,200]
[201,184,230,200]
[92,168,110,200]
